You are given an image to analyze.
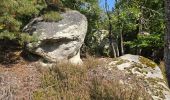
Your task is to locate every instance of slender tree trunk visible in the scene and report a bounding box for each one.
[120,24,124,56]
[116,41,120,57]
[105,0,117,58]
[108,23,117,58]
[165,0,170,87]
[137,49,142,55]
[110,39,117,58]
[115,0,124,56]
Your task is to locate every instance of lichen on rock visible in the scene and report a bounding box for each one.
[139,56,157,68]
[98,54,170,100]
[24,10,88,65]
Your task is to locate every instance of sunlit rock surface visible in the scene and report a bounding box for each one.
[25,10,87,64]
[89,54,170,100]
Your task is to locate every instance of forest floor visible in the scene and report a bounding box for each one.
[0,50,41,100]
[0,45,165,100]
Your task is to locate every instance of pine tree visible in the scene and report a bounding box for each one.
[0,0,48,44]
[0,0,40,40]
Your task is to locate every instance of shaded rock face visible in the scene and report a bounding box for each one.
[88,54,170,100]
[26,11,87,64]
[91,30,110,56]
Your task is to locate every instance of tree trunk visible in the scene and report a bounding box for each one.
[165,0,170,87]
[116,41,120,57]
[110,39,117,58]
[105,0,118,58]
[115,0,124,56]
[108,23,117,58]
[120,24,124,56]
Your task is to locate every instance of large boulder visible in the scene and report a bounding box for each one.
[25,11,87,64]
[88,54,170,100]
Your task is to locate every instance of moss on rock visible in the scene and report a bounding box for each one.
[139,56,157,68]
[42,11,63,22]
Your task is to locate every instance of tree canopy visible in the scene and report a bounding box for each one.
[0,0,165,61]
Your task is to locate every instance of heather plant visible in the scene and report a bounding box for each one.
[33,57,151,100]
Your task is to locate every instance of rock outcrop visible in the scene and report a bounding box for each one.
[93,30,110,56]
[25,11,87,64]
[88,54,170,100]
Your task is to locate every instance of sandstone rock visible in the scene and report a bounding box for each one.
[25,11,87,64]
[88,54,170,100]
[92,30,110,56]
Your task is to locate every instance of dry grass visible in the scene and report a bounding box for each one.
[159,61,168,85]
[0,62,41,100]
[33,57,152,100]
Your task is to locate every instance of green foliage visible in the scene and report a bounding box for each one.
[125,34,164,49]
[0,0,102,52]
[0,31,38,45]
[42,11,62,22]
[0,0,165,60]
[0,32,18,40]
[65,0,103,53]
[19,33,39,44]
[0,0,64,45]
[107,0,165,59]
[0,0,39,31]
[61,0,86,10]
[0,0,41,45]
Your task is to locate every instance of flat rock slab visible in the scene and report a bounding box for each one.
[88,54,170,100]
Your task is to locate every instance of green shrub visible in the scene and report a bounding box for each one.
[42,11,63,22]
[0,0,61,46]
[0,0,42,46]
[0,31,38,46]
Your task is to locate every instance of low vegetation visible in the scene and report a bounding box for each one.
[0,0,168,99]
[33,57,151,100]
[139,56,157,68]
[159,61,168,84]
[42,11,63,22]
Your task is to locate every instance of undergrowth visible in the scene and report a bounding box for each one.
[42,11,63,22]
[33,57,152,100]
[159,61,168,85]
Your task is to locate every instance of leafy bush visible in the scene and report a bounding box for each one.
[0,31,38,45]
[125,34,164,49]
[42,11,63,22]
